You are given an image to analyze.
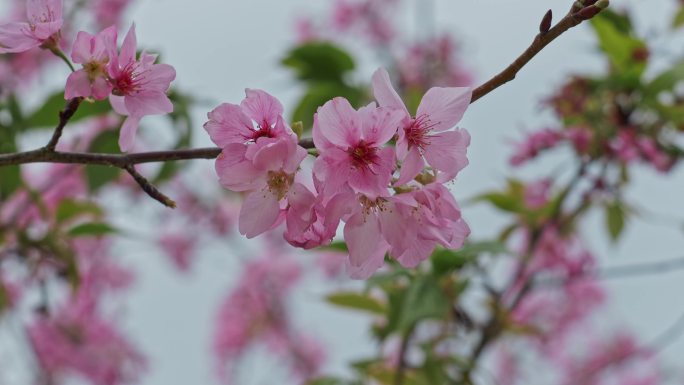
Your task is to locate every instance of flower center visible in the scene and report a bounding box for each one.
[348,140,379,170]
[111,62,145,96]
[405,114,437,150]
[267,170,293,200]
[83,61,107,82]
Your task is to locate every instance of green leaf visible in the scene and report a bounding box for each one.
[56,200,103,223]
[324,240,348,252]
[605,201,626,242]
[398,276,449,331]
[282,42,355,83]
[644,61,684,99]
[67,222,117,237]
[326,292,386,314]
[673,7,684,28]
[431,241,507,276]
[591,13,647,84]
[473,192,522,212]
[0,165,21,199]
[23,92,111,130]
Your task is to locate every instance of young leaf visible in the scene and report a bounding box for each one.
[326,292,386,315]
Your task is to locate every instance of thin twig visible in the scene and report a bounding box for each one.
[534,255,684,287]
[44,97,83,151]
[471,8,588,103]
[124,165,177,208]
[394,327,414,385]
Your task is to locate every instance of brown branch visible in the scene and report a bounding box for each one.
[124,165,177,208]
[470,2,606,104]
[45,97,83,151]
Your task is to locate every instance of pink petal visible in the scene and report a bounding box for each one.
[91,76,112,100]
[344,212,388,279]
[124,91,173,116]
[416,87,471,132]
[140,63,176,93]
[371,68,408,114]
[204,103,254,147]
[251,137,290,171]
[119,24,137,65]
[71,31,95,64]
[240,89,284,127]
[395,239,435,268]
[109,94,129,115]
[348,146,394,198]
[0,22,40,53]
[314,97,360,148]
[215,144,265,191]
[361,106,404,145]
[395,146,424,186]
[64,70,92,99]
[118,116,141,152]
[423,129,470,177]
[27,0,62,23]
[239,189,281,238]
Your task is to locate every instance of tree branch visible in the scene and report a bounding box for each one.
[45,97,83,151]
[470,3,602,103]
[124,165,177,208]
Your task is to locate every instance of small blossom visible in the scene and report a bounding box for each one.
[0,0,63,54]
[372,68,471,185]
[65,26,117,100]
[313,97,403,198]
[27,294,146,385]
[107,24,176,152]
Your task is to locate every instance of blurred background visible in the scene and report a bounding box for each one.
[1,0,684,384]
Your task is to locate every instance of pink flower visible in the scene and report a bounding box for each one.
[523,179,552,209]
[27,295,146,385]
[337,182,470,278]
[65,26,117,100]
[90,0,134,28]
[158,232,197,273]
[107,24,176,152]
[509,128,563,166]
[0,0,63,54]
[283,181,349,249]
[397,34,473,90]
[312,97,403,198]
[213,255,309,382]
[216,137,307,238]
[204,89,295,148]
[371,68,471,185]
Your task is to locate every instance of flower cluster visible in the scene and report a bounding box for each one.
[213,255,324,383]
[65,24,176,151]
[205,68,471,278]
[0,0,176,152]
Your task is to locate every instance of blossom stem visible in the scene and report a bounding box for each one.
[50,47,76,73]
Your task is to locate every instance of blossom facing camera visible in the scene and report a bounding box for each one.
[107,24,176,152]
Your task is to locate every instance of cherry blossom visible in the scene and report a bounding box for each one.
[65,26,117,100]
[0,0,63,54]
[372,68,471,185]
[107,24,176,152]
[313,97,403,198]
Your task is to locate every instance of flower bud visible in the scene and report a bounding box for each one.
[575,5,602,20]
[540,9,553,34]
